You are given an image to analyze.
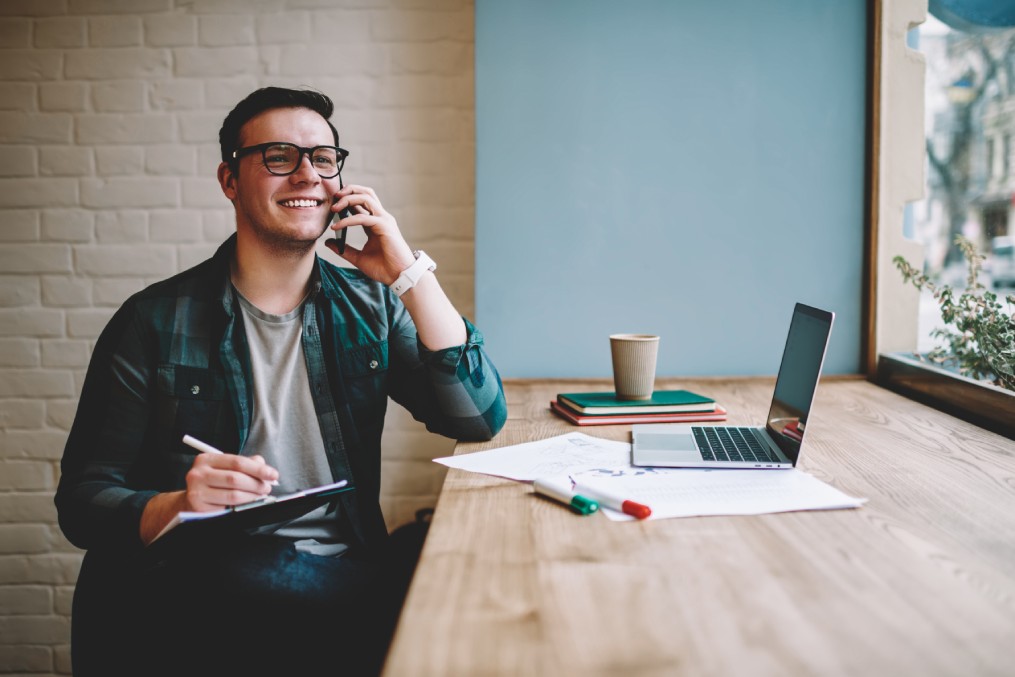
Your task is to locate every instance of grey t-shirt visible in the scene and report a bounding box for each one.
[235,288,348,557]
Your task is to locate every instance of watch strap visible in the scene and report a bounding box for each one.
[390,250,437,297]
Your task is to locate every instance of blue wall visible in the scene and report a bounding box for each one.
[476,0,867,378]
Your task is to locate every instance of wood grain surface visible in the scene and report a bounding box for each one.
[381,378,1015,677]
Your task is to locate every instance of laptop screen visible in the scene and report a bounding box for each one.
[765,303,834,464]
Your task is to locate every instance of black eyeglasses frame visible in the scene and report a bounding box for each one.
[232,142,349,179]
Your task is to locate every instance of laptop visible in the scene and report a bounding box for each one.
[631,302,834,469]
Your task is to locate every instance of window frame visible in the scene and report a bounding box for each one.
[866,0,1015,438]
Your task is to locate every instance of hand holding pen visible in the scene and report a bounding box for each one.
[181,435,279,512]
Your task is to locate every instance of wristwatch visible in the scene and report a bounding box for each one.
[389,250,437,297]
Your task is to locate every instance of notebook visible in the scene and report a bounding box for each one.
[631,302,834,469]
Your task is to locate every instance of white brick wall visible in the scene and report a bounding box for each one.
[0,0,472,672]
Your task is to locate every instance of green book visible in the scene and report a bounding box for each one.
[556,389,716,415]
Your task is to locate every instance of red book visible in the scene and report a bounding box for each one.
[549,400,728,426]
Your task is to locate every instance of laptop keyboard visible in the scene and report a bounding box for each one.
[691,426,778,463]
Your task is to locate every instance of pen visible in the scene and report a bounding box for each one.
[182,434,223,455]
[181,434,279,485]
[532,477,599,515]
[570,481,652,519]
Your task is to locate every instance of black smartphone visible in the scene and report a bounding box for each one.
[328,198,355,255]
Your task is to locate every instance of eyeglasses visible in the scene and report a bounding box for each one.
[232,142,349,179]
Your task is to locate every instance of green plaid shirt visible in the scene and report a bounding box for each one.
[56,235,507,552]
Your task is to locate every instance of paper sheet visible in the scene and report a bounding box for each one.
[571,467,866,521]
[434,432,866,520]
[434,432,632,481]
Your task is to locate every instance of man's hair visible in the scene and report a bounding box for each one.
[218,86,340,167]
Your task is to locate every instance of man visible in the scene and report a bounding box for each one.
[55,87,507,676]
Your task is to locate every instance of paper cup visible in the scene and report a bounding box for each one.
[610,334,659,400]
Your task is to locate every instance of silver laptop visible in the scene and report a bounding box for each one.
[632,303,834,469]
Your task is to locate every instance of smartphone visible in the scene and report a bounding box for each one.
[328,197,355,255]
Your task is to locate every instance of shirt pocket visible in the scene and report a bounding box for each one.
[155,364,229,451]
[340,340,389,414]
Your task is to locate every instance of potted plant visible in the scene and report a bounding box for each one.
[880,236,1015,437]
[892,235,1015,391]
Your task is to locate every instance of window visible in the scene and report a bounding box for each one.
[873,0,1015,437]
[909,15,1015,346]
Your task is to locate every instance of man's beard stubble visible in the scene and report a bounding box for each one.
[248,217,328,259]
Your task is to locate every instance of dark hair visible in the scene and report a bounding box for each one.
[218,86,340,167]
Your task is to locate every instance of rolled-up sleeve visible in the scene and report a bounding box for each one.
[388,314,507,441]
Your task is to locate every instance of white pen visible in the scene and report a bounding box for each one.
[181,434,279,485]
[182,434,223,455]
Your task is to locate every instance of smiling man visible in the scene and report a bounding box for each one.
[55,87,507,677]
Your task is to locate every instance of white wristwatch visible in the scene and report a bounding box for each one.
[389,250,437,297]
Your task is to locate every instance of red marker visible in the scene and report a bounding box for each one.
[571,482,652,519]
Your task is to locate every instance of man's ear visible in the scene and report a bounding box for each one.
[217,162,238,201]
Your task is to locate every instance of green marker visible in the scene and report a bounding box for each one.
[533,477,599,515]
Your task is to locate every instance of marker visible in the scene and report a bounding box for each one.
[533,477,599,515]
[571,482,652,519]
[182,434,279,486]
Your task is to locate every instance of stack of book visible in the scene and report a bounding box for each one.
[550,389,727,426]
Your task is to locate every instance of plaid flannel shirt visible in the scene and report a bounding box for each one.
[56,234,507,552]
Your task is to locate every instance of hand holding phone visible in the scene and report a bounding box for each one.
[329,198,355,255]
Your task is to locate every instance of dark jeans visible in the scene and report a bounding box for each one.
[72,519,428,677]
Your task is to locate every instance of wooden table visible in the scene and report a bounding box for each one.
[382,377,1015,676]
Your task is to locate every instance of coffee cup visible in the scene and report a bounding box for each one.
[609,334,660,400]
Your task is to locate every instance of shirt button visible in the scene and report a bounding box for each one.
[191,385,200,395]
[369,360,379,369]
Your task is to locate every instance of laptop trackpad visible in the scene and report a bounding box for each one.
[638,433,701,461]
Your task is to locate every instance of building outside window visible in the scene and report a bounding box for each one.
[909,15,1015,352]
